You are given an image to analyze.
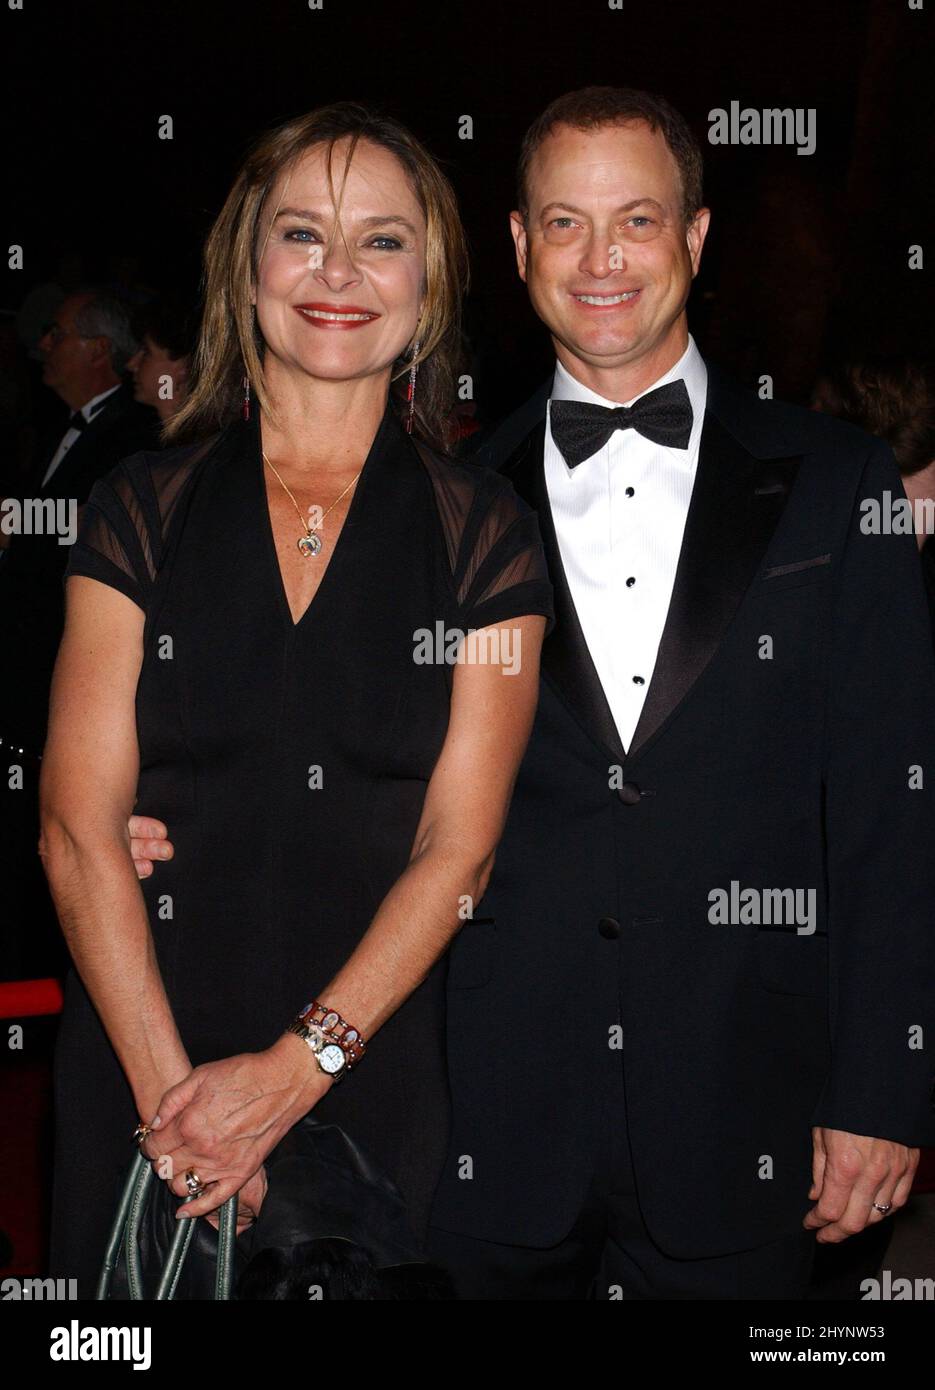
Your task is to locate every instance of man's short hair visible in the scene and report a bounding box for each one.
[516,85,704,226]
[72,286,141,377]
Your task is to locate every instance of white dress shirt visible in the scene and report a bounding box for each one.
[544,335,708,752]
[40,383,122,489]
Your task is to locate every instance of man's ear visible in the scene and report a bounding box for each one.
[509,211,529,283]
[88,336,111,369]
[686,208,711,278]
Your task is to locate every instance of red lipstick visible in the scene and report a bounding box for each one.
[293,302,381,330]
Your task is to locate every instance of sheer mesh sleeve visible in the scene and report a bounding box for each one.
[63,441,207,613]
[417,445,555,635]
[64,455,160,612]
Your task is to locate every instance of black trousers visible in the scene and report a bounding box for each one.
[427,1061,817,1300]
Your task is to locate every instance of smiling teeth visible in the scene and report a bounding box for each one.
[574,292,639,305]
[299,309,375,321]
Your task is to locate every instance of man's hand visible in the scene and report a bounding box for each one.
[128,815,174,878]
[804,1127,918,1242]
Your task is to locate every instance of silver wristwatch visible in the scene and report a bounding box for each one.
[286,1017,349,1080]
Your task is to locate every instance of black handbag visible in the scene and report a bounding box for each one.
[97,1116,454,1300]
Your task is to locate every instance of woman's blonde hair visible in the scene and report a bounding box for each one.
[163,102,468,451]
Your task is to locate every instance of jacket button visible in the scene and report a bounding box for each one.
[598,917,621,939]
[617,781,642,805]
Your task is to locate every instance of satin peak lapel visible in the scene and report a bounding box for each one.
[503,420,627,766]
[626,411,801,760]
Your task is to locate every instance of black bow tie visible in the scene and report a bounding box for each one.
[549,379,693,468]
[67,403,106,432]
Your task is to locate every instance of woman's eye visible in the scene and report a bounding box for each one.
[368,235,403,250]
[284,227,318,243]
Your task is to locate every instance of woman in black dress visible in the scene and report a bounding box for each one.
[40,103,553,1296]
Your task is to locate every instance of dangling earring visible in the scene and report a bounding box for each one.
[406,340,421,435]
[243,302,260,421]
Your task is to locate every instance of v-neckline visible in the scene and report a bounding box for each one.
[253,405,391,632]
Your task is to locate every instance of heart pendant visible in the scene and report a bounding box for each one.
[298,532,322,557]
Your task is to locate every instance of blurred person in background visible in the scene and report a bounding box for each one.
[0,286,159,747]
[812,359,935,629]
[808,355,935,1298]
[0,286,158,978]
[127,294,197,425]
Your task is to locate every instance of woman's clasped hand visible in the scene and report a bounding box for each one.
[140,1036,328,1230]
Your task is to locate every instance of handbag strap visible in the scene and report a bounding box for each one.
[96,1149,238,1300]
[214,1190,237,1299]
[153,1191,199,1299]
[96,1149,148,1299]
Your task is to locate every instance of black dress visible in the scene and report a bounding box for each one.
[48,401,553,1295]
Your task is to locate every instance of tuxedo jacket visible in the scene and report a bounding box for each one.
[0,384,159,749]
[430,362,935,1257]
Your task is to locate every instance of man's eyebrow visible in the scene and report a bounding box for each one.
[272,206,418,234]
[538,197,668,218]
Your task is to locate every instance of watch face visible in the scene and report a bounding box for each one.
[318,1044,346,1075]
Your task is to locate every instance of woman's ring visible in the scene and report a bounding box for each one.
[184,1169,206,1197]
[872,1202,893,1215]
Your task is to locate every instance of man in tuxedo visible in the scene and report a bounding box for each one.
[0,287,158,976]
[0,286,159,752]
[422,87,935,1298]
[127,88,935,1299]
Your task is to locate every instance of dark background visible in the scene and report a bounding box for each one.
[4,0,933,427]
[1,0,933,1286]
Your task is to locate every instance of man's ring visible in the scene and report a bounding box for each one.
[873,1202,893,1215]
[185,1169,206,1197]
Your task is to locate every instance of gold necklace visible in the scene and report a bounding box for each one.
[261,450,362,558]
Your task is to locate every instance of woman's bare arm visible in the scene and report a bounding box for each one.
[39,575,191,1122]
[307,613,548,1040]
